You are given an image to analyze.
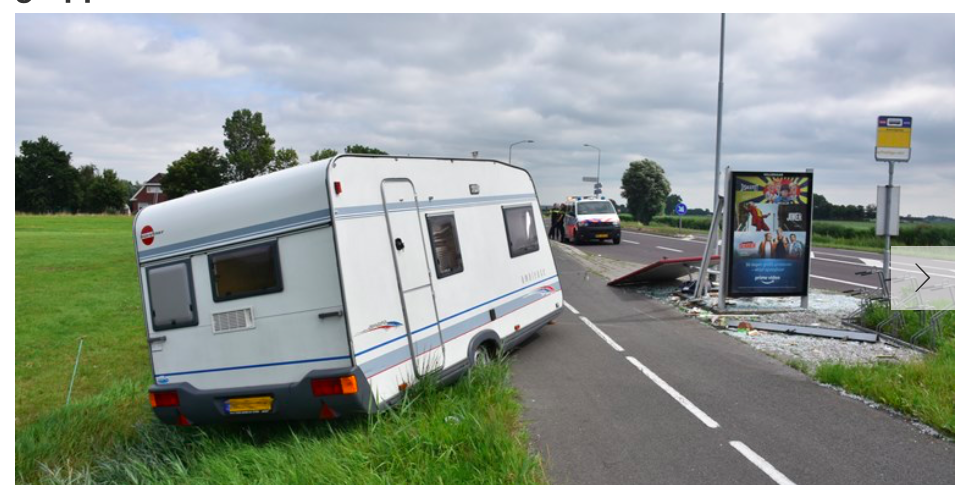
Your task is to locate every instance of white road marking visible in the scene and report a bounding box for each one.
[814,251,864,260]
[563,301,580,315]
[625,356,720,429]
[623,231,707,244]
[812,256,872,267]
[656,246,684,253]
[729,441,797,485]
[809,251,814,260]
[810,274,878,290]
[621,239,640,245]
[859,257,884,268]
[578,316,624,352]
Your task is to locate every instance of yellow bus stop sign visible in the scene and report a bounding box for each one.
[875,116,912,161]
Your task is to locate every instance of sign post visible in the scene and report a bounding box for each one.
[674,202,687,229]
[875,115,911,292]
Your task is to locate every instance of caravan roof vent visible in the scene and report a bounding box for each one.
[212,308,255,334]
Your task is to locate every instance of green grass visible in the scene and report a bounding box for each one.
[19,362,545,484]
[859,305,955,350]
[16,215,148,426]
[15,215,545,484]
[812,304,955,436]
[816,340,955,437]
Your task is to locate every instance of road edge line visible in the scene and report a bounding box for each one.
[625,356,720,429]
[729,441,797,485]
[578,316,624,352]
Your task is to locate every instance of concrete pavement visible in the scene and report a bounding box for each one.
[511,248,954,484]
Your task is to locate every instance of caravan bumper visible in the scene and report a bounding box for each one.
[150,367,374,425]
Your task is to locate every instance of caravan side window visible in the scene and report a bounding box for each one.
[426,214,464,279]
[146,260,198,331]
[503,205,540,258]
[208,241,284,302]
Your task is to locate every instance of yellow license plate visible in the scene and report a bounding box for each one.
[596,234,609,238]
[226,396,274,414]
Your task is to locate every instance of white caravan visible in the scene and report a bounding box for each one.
[134,155,563,424]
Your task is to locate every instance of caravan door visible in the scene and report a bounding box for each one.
[381,179,445,376]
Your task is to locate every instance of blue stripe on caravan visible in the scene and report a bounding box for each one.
[357,276,560,377]
[139,209,332,262]
[335,193,536,219]
[155,354,351,378]
[158,276,559,380]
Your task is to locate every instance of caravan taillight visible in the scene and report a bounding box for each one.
[311,375,358,396]
[149,390,180,408]
[334,181,343,195]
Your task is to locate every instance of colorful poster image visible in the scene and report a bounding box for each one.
[725,172,813,297]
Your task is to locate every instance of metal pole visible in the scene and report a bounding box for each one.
[508,140,533,166]
[717,166,731,312]
[712,13,726,213]
[584,144,601,194]
[66,338,84,405]
[596,148,601,188]
[883,161,894,294]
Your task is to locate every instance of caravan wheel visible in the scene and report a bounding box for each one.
[472,346,491,367]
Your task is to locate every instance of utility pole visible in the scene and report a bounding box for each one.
[713,13,726,211]
[584,144,601,195]
[508,139,534,165]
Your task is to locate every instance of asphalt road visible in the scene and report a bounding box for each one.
[563,229,954,294]
[511,248,954,485]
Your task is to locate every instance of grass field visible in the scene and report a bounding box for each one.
[15,215,545,484]
[814,305,955,436]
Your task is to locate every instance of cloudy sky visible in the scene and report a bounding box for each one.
[15,14,955,216]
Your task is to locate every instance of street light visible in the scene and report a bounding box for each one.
[508,140,534,165]
[583,144,601,194]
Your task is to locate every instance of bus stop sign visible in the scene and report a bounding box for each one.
[876,116,912,162]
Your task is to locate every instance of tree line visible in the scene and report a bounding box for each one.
[15,136,135,214]
[14,108,389,213]
[618,161,894,225]
[163,109,387,199]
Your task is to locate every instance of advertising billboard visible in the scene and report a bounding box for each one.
[724,171,813,297]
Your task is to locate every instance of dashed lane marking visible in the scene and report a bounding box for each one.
[626,356,720,429]
[729,441,797,485]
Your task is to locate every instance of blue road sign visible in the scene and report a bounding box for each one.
[674,203,687,216]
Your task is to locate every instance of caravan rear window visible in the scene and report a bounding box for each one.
[208,241,283,302]
[426,214,464,279]
[503,205,540,258]
[146,261,198,331]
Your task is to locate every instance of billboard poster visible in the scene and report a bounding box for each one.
[725,171,813,297]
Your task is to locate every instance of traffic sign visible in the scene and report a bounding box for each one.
[674,203,687,216]
[582,176,599,183]
[876,115,912,162]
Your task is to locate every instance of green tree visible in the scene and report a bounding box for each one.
[274,148,299,170]
[222,109,276,182]
[83,168,128,213]
[76,164,100,213]
[310,148,339,161]
[15,136,79,213]
[344,144,388,155]
[664,193,683,215]
[163,147,226,199]
[621,159,671,224]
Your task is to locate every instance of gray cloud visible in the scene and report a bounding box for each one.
[15,13,955,216]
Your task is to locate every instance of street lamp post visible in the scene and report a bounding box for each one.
[508,140,534,165]
[583,144,601,195]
